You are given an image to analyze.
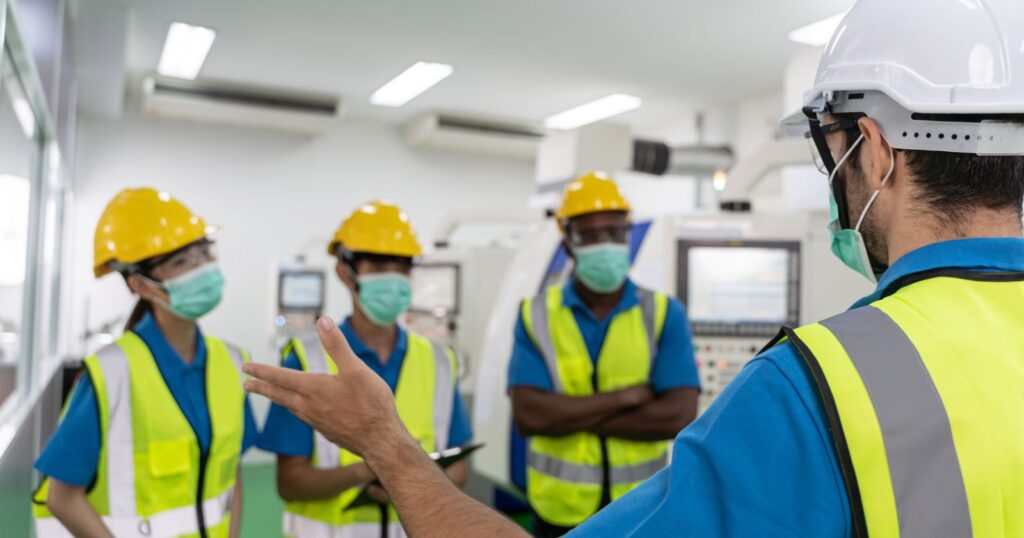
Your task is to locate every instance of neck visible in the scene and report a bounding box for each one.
[350,308,398,364]
[572,278,625,321]
[151,306,198,364]
[888,207,1024,263]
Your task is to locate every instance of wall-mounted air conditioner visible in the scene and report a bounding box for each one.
[405,113,543,160]
[141,76,342,134]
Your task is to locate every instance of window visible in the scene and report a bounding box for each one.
[0,46,41,408]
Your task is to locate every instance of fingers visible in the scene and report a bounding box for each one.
[244,378,304,414]
[316,316,359,372]
[243,362,306,393]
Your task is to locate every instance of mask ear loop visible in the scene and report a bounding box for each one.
[854,144,896,232]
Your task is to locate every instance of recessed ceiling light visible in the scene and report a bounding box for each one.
[157,22,217,80]
[788,13,847,47]
[544,94,643,130]
[370,62,454,107]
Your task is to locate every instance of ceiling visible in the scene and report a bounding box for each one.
[81,0,854,133]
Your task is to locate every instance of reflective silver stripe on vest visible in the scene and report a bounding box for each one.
[637,287,658,367]
[821,306,972,538]
[36,489,234,537]
[223,341,247,374]
[94,342,137,518]
[301,337,341,470]
[609,453,667,484]
[529,295,564,393]
[528,450,601,484]
[283,512,407,538]
[431,342,454,452]
[529,450,666,486]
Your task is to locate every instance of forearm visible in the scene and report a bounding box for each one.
[229,472,243,538]
[47,481,114,538]
[511,388,634,437]
[368,430,527,538]
[445,458,469,488]
[593,388,698,441]
[277,456,372,501]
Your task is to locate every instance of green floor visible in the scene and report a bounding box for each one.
[240,464,285,537]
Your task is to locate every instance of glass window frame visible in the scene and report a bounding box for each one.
[0,0,71,426]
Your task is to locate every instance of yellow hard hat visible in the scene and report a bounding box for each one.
[327,200,423,258]
[93,188,213,278]
[556,171,630,228]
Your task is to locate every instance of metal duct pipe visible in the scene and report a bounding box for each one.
[632,139,734,177]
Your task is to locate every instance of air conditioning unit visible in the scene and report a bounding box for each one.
[141,76,342,134]
[405,113,543,160]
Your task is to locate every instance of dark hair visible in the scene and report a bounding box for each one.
[838,119,1024,224]
[125,299,152,332]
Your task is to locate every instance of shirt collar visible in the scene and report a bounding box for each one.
[131,310,207,371]
[340,317,408,365]
[853,237,1024,308]
[561,278,639,320]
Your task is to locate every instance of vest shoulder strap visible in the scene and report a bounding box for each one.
[789,303,974,538]
[523,287,564,393]
[91,334,143,517]
[419,334,456,451]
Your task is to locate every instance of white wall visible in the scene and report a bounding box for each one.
[70,114,535,374]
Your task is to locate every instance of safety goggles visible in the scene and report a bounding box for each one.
[567,224,632,247]
[142,239,218,275]
[802,105,863,176]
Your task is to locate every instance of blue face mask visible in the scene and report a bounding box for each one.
[147,263,225,320]
[827,134,894,284]
[357,272,412,326]
[573,242,631,293]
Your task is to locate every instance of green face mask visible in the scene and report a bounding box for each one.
[573,242,630,293]
[357,272,412,326]
[147,263,225,320]
[826,134,893,284]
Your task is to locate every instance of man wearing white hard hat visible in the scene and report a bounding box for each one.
[243,1,1024,535]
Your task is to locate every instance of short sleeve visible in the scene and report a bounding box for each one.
[447,382,473,447]
[506,309,555,391]
[34,373,102,487]
[649,298,700,393]
[567,343,851,537]
[255,352,314,457]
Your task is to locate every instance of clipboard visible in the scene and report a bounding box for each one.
[345,442,485,510]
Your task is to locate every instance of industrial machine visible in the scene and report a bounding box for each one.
[272,258,326,349]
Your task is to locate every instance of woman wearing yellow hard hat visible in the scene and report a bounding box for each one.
[257,200,473,538]
[33,188,257,538]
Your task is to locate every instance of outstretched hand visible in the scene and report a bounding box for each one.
[243,316,407,457]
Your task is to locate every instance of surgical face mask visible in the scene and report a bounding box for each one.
[827,134,895,283]
[144,262,225,321]
[573,242,631,293]
[357,272,412,326]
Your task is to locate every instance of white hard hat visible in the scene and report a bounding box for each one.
[784,0,1024,156]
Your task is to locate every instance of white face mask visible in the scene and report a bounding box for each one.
[827,134,895,283]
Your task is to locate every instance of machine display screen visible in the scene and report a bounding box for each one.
[678,240,800,337]
[278,271,325,311]
[411,263,460,314]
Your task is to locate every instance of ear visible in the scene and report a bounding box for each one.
[336,261,357,292]
[857,117,895,191]
[562,237,576,260]
[127,274,163,302]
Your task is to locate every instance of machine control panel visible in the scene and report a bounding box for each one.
[694,337,771,413]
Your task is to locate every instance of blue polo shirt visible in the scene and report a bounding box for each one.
[258,318,473,457]
[568,238,1024,537]
[507,278,700,393]
[35,312,259,487]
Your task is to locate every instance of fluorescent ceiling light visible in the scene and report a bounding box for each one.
[788,12,847,47]
[158,22,217,79]
[544,94,643,130]
[370,62,454,107]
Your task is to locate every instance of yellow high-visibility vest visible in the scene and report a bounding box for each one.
[782,272,1024,537]
[280,331,457,538]
[521,285,670,527]
[33,332,247,538]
